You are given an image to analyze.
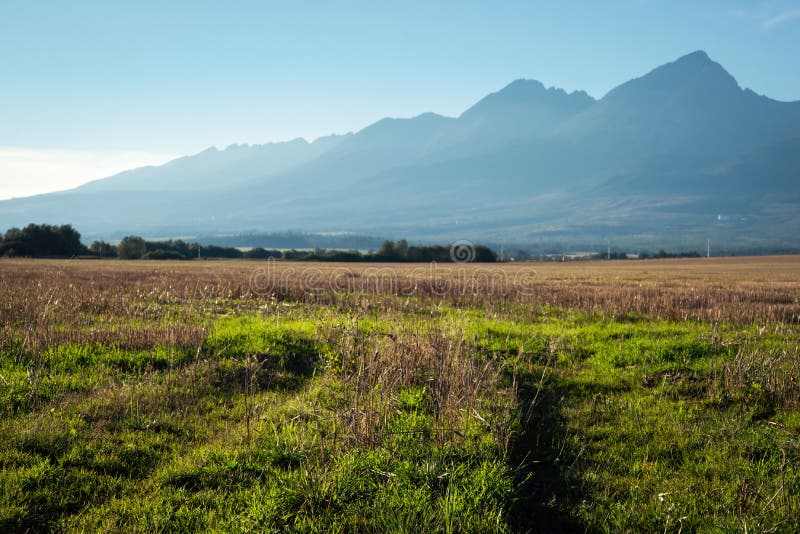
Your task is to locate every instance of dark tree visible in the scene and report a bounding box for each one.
[395,239,409,259]
[378,240,397,258]
[117,236,147,259]
[473,245,497,262]
[89,240,117,257]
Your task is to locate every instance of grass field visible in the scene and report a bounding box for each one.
[1,257,799,532]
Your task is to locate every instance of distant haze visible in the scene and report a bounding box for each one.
[0,147,174,200]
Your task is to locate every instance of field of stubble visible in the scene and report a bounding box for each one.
[1,256,799,532]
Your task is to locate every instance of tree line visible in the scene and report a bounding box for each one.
[0,224,87,257]
[0,225,498,262]
[282,240,496,262]
[110,236,283,260]
[0,225,285,260]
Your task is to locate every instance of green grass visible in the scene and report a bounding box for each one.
[1,300,799,532]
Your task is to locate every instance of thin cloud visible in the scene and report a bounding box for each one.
[0,147,175,200]
[763,9,800,29]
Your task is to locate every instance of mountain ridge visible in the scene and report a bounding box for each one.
[1,50,798,250]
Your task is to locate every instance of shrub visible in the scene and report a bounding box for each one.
[143,249,185,260]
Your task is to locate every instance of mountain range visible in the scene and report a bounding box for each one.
[2,50,799,251]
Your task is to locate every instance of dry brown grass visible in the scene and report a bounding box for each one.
[319,321,514,449]
[714,341,800,408]
[2,256,799,332]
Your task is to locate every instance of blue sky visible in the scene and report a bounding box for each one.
[1,0,799,198]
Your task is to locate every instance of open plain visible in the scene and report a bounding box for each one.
[1,256,799,531]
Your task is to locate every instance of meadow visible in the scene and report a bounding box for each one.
[1,257,799,532]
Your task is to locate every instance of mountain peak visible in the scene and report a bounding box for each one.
[657,50,736,83]
[604,50,741,103]
[492,79,595,104]
[498,78,547,97]
[676,50,711,63]
[461,78,594,119]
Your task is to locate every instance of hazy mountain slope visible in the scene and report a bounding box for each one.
[592,136,800,202]
[457,79,594,142]
[1,50,798,249]
[257,112,458,193]
[254,79,599,201]
[77,135,346,193]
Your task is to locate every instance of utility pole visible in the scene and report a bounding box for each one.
[607,240,611,260]
[707,239,710,258]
